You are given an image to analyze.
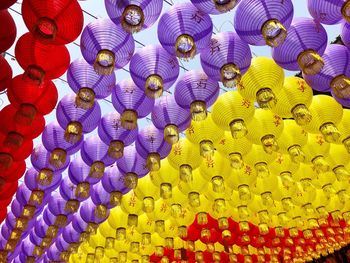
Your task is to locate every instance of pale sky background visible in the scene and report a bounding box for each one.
[0,0,341,185]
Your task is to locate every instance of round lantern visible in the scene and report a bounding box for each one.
[191,0,239,14]
[15,33,70,81]
[56,94,101,144]
[234,0,294,47]
[105,0,163,33]
[91,182,119,210]
[341,21,350,47]
[200,31,252,88]
[0,56,12,92]
[42,122,83,168]
[0,131,33,161]
[307,0,347,25]
[8,74,58,125]
[80,18,135,75]
[67,58,116,110]
[0,10,16,53]
[129,45,180,98]
[135,124,171,171]
[60,176,89,210]
[174,70,220,121]
[24,168,61,194]
[272,17,328,75]
[111,78,154,129]
[151,95,191,145]
[157,2,213,59]
[80,199,110,226]
[303,44,350,99]
[21,0,83,45]
[102,166,130,196]
[98,112,138,160]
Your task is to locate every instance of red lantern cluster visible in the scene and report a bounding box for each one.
[0,0,84,223]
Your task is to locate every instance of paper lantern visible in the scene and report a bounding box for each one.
[0,56,12,92]
[190,0,239,14]
[0,0,16,10]
[0,10,16,53]
[307,0,346,25]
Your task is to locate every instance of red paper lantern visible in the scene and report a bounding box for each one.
[0,0,16,10]
[0,131,33,161]
[0,55,12,92]
[0,10,16,53]
[0,180,17,200]
[0,157,25,182]
[15,32,70,81]
[8,73,58,124]
[21,0,83,45]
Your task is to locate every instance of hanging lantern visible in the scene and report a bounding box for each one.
[272,18,328,75]
[56,94,101,144]
[15,33,70,82]
[0,157,25,183]
[234,0,294,47]
[98,112,138,160]
[341,21,350,47]
[80,199,110,225]
[304,44,350,99]
[67,58,116,110]
[0,0,16,10]
[47,194,76,227]
[135,124,171,172]
[0,131,33,162]
[80,135,115,179]
[101,166,128,205]
[151,95,191,145]
[0,10,16,53]
[190,0,239,14]
[157,2,213,59]
[307,0,345,25]
[112,79,154,129]
[59,177,86,213]
[0,56,12,92]
[174,70,220,121]
[15,184,49,209]
[200,32,251,88]
[21,0,83,45]
[105,0,163,33]
[24,168,61,194]
[91,182,120,210]
[80,18,135,75]
[42,122,83,169]
[129,45,179,98]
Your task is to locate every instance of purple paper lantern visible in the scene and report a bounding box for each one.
[80,199,110,225]
[112,78,155,129]
[341,21,350,47]
[59,176,88,206]
[81,135,115,179]
[102,166,130,195]
[191,0,240,14]
[303,44,350,98]
[157,2,213,59]
[135,124,171,171]
[234,0,294,47]
[117,145,149,190]
[332,89,350,107]
[11,199,44,220]
[200,32,252,88]
[105,0,163,33]
[272,17,328,75]
[174,70,220,121]
[24,168,61,193]
[46,243,61,261]
[129,44,180,98]
[34,217,60,240]
[71,214,96,236]
[91,181,121,209]
[47,194,75,225]
[62,222,80,244]
[67,58,116,109]
[15,184,49,209]
[56,94,101,144]
[80,18,135,75]
[308,0,350,25]
[20,237,41,259]
[151,95,191,145]
[98,112,138,160]
[42,122,83,169]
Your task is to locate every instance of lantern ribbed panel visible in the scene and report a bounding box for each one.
[42,122,83,155]
[191,0,240,15]
[309,95,343,124]
[105,0,163,30]
[112,79,155,118]
[98,112,138,146]
[0,10,16,53]
[234,0,294,46]
[55,235,69,252]
[157,2,213,56]
[151,95,191,131]
[29,231,45,247]
[341,21,350,47]
[80,199,109,224]
[81,135,115,166]
[307,0,344,25]
[15,33,70,80]
[272,18,328,71]
[117,145,148,177]
[200,32,252,82]
[167,138,202,169]
[136,124,171,159]
[67,58,116,98]
[56,94,101,133]
[68,157,101,185]
[174,70,220,109]
[102,166,129,194]
[304,44,350,92]
[332,90,350,107]
[21,237,37,257]
[71,215,88,234]
[0,132,33,161]
[62,223,80,244]
[215,131,252,157]
[129,45,179,92]
[47,194,72,216]
[21,0,83,45]
[43,209,62,227]
[31,145,70,173]
[16,184,49,207]
[11,199,43,218]
[80,19,135,69]
[0,56,12,92]
[59,176,89,202]
[47,243,61,261]
[91,182,114,208]
[24,168,61,192]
